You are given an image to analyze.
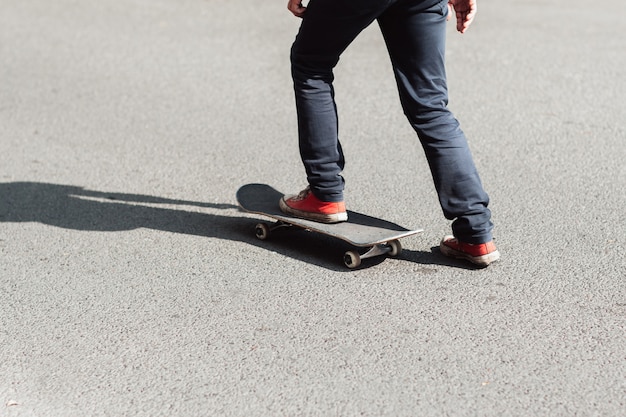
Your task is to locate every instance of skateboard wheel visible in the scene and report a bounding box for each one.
[255,223,270,240]
[388,240,402,256]
[344,251,361,269]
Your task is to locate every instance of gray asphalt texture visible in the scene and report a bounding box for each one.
[1,0,625,416]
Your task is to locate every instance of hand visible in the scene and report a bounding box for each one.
[287,0,307,18]
[447,0,477,33]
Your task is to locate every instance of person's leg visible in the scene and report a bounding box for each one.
[378,0,494,244]
[290,0,387,202]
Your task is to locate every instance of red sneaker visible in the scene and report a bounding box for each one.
[279,187,348,223]
[440,235,500,267]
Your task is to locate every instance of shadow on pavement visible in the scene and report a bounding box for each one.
[0,182,466,271]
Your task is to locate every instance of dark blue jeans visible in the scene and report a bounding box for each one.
[291,0,493,243]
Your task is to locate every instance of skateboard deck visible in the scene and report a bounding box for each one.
[236,183,423,268]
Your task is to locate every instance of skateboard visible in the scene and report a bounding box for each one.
[236,183,423,268]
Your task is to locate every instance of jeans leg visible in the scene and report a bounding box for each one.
[378,0,493,243]
[290,0,387,202]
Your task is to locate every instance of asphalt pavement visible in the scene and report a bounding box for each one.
[1,0,624,416]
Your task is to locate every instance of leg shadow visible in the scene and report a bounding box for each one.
[0,182,377,271]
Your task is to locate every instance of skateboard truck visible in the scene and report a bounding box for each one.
[254,220,292,240]
[343,240,402,269]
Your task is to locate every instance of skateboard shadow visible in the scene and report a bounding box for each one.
[0,182,465,271]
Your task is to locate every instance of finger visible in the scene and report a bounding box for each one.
[461,1,477,32]
[287,0,306,17]
[456,11,466,32]
[456,8,475,33]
